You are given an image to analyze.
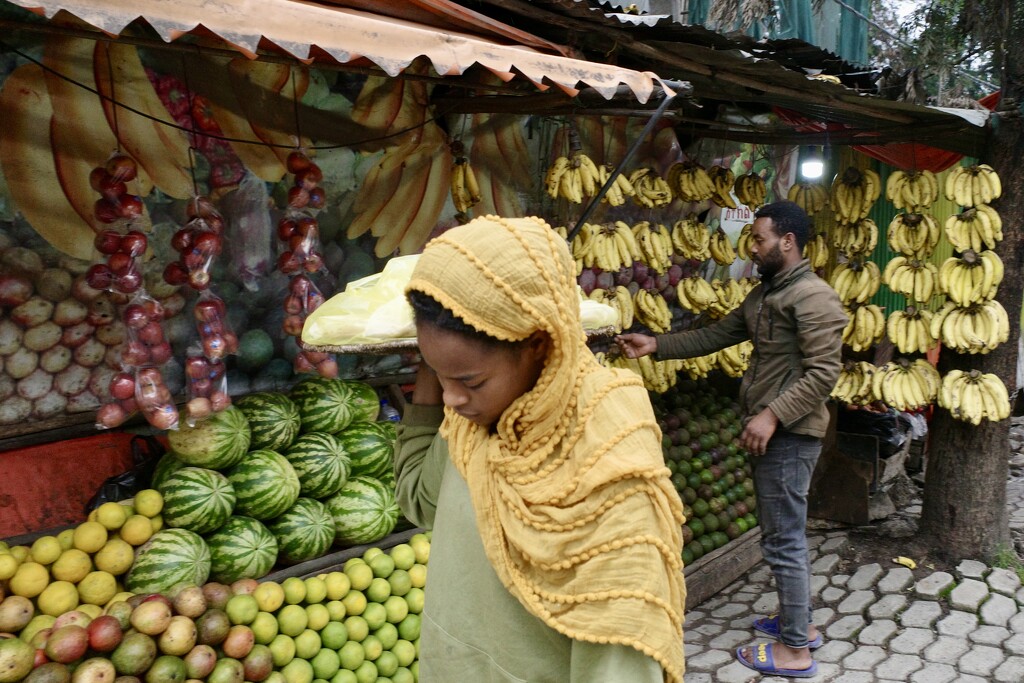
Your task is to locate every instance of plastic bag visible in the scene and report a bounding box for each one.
[837,407,907,458]
[86,435,165,512]
[184,345,230,425]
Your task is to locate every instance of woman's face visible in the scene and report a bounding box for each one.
[417,322,549,429]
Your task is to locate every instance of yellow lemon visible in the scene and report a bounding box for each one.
[119,515,153,546]
[324,572,351,601]
[9,545,30,563]
[149,514,164,532]
[95,502,128,531]
[0,541,8,553]
[0,553,19,580]
[105,591,135,609]
[344,562,374,592]
[73,522,108,554]
[281,577,307,605]
[93,538,134,575]
[253,582,285,613]
[303,577,327,605]
[30,536,62,566]
[87,508,100,523]
[78,570,117,606]
[56,529,76,551]
[9,561,49,598]
[36,580,79,617]
[133,489,164,517]
[51,549,93,583]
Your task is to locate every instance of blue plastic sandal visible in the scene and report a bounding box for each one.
[736,642,819,678]
[753,614,824,650]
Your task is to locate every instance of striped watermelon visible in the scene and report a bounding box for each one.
[205,516,278,583]
[343,381,380,422]
[126,528,211,594]
[325,476,399,546]
[167,406,251,470]
[235,392,301,452]
[290,377,358,433]
[226,450,301,520]
[335,421,395,479]
[284,432,351,499]
[151,451,186,492]
[161,467,236,534]
[268,497,336,564]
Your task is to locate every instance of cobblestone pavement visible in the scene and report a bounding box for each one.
[683,417,1024,682]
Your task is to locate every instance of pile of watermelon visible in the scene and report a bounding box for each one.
[134,377,401,594]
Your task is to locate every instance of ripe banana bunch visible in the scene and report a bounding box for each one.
[831,361,880,406]
[800,233,828,270]
[886,306,937,355]
[872,358,940,411]
[944,205,1003,252]
[707,165,738,208]
[887,212,941,258]
[829,260,881,304]
[633,288,673,333]
[554,225,569,240]
[736,223,753,261]
[841,304,886,352]
[629,168,674,208]
[633,221,674,273]
[544,152,603,204]
[589,286,635,331]
[450,157,482,214]
[709,228,737,265]
[937,250,1003,306]
[885,169,939,210]
[733,172,767,209]
[939,369,1011,424]
[882,256,939,303]
[607,354,681,393]
[681,353,718,380]
[570,222,598,273]
[599,164,637,207]
[832,218,878,256]
[787,182,830,216]
[738,276,759,295]
[707,278,745,319]
[830,166,881,224]
[584,221,642,272]
[944,164,1002,207]
[676,276,718,314]
[930,299,1010,354]
[671,216,711,261]
[667,161,715,202]
[717,341,753,378]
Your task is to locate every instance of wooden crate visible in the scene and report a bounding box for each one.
[683,529,763,609]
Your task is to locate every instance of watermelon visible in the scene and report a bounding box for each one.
[343,381,380,422]
[205,516,278,583]
[235,392,301,452]
[290,377,359,433]
[325,476,399,546]
[151,451,186,492]
[127,528,211,594]
[284,432,352,499]
[335,421,395,479]
[226,449,301,520]
[161,467,236,534]
[268,498,336,564]
[167,406,251,470]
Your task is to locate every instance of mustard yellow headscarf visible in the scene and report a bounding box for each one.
[406,215,686,682]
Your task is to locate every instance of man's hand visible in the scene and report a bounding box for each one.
[615,333,657,359]
[411,363,443,406]
[740,407,779,456]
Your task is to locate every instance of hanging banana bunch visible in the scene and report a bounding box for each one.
[939,369,1012,424]
[707,165,738,208]
[544,150,604,204]
[633,288,673,333]
[680,353,719,379]
[872,358,941,411]
[667,161,715,202]
[787,182,830,216]
[450,158,482,215]
[882,256,939,304]
[671,216,711,260]
[930,300,1010,354]
[832,218,879,256]
[831,360,880,406]
[841,304,886,352]
[717,340,753,378]
[937,250,1003,306]
[707,278,746,319]
[735,223,753,261]
[633,221,674,273]
[944,164,1002,207]
[708,227,737,265]
[830,166,881,223]
[629,168,674,208]
[733,172,767,209]
[829,259,882,304]
[885,169,939,211]
[589,286,635,332]
[887,212,941,258]
[607,353,683,393]
[944,205,1003,252]
[676,277,718,314]
[570,222,598,273]
[582,221,642,272]
[599,164,637,207]
[886,306,937,355]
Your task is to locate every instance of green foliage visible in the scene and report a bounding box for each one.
[991,543,1024,584]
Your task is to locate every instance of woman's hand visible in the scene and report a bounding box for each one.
[411,362,443,406]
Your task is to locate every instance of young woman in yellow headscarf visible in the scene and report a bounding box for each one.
[394,215,686,682]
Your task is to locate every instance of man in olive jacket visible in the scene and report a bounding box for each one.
[617,200,847,678]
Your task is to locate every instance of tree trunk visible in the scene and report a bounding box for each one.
[919,75,1024,561]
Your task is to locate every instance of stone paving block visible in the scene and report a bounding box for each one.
[869,594,907,619]
[686,647,734,671]
[936,609,979,637]
[812,607,835,627]
[908,662,957,683]
[711,603,750,619]
[981,592,1019,627]
[832,673,874,683]
[900,600,943,627]
[959,644,1005,677]
[953,673,993,683]
[684,630,705,644]
[846,562,883,590]
[813,662,840,680]
[711,660,770,683]
[728,617,751,630]
[684,643,704,658]
[1016,585,1024,604]
[993,656,1024,683]
[1010,612,1024,634]
[694,622,725,637]
[806,533,825,549]
[709,629,751,650]
[874,652,924,679]
[878,567,914,594]
[1006,632,1024,655]
[825,614,865,640]
[922,635,970,665]
[889,626,936,654]
[957,559,989,580]
[747,566,772,584]
[950,578,990,611]
[680,673,712,683]
[989,567,1023,596]
[811,553,840,574]
[821,587,845,604]
[813,639,854,664]
[819,535,848,554]
[731,592,756,603]
[702,595,729,611]
[857,618,898,646]
[915,570,955,599]
[831,573,850,587]
[969,624,1011,645]
[752,592,779,615]
[837,590,874,615]
[841,644,887,670]
[810,574,828,596]
[688,609,707,621]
